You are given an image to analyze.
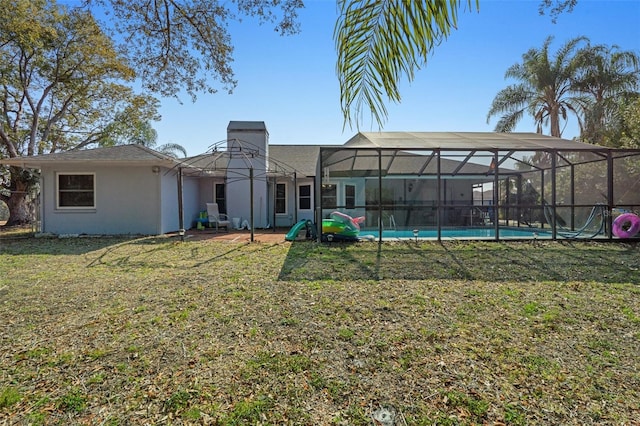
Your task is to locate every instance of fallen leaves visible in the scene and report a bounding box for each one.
[0,237,639,424]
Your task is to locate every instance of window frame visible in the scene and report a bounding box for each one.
[275,182,287,215]
[298,184,312,211]
[321,183,337,209]
[215,183,226,214]
[345,184,356,209]
[56,172,96,209]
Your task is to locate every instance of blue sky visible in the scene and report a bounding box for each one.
[152,0,640,155]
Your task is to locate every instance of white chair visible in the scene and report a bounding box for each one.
[206,203,231,232]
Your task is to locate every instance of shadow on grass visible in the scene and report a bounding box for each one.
[0,234,180,256]
[3,234,638,285]
[278,240,640,284]
[85,237,283,270]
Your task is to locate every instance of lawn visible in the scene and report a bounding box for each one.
[0,235,639,425]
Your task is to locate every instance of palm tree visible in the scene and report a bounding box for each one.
[571,44,640,144]
[154,143,188,159]
[486,36,588,137]
[334,0,478,129]
[111,121,188,158]
[333,1,582,129]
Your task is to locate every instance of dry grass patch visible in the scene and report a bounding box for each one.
[1,237,639,425]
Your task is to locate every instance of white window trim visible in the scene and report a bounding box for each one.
[321,182,338,209]
[344,183,356,209]
[56,172,96,210]
[275,181,288,215]
[297,183,313,211]
[214,182,226,212]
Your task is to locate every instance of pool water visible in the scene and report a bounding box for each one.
[359,227,551,239]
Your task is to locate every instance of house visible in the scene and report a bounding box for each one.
[0,121,318,235]
[0,143,180,235]
[2,121,639,239]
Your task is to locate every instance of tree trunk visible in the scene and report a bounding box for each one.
[2,167,37,226]
[550,105,562,137]
[4,191,32,225]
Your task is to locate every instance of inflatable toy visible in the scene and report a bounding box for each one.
[612,212,640,239]
[322,211,365,241]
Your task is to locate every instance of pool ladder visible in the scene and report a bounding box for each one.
[378,214,397,231]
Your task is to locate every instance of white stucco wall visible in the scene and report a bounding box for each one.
[180,175,201,230]
[267,177,316,228]
[198,178,214,210]
[159,169,180,234]
[40,165,164,235]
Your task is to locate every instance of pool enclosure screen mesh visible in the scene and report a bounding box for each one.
[318,135,640,241]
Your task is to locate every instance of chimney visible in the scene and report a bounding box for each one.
[225,121,269,229]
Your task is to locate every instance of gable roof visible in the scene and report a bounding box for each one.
[344,132,602,151]
[270,145,321,177]
[175,145,323,178]
[0,144,179,168]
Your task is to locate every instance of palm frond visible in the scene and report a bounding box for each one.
[494,110,524,133]
[157,143,188,158]
[486,84,532,123]
[335,0,478,129]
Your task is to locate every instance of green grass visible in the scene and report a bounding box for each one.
[0,235,639,424]
[0,387,22,409]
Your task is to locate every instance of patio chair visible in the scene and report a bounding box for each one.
[206,202,231,232]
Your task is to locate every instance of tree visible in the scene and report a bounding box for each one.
[334,0,479,128]
[0,0,158,224]
[87,0,304,101]
[81,0,570,127]
[590,95,640,149]
[537,0,577,23]
[101,119,188,158]
[333,0,577,128]
[618,96,640,149]
[571,44,640,144]
[486,36,588,137]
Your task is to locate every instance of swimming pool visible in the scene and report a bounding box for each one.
[359,227,552,240]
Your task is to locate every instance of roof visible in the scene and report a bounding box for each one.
[321,148,510,177]
[3,132,626,175]
[175,145,322,178]
[227,121,268,132]
[270,145,321,177]
[0,144,179,168]
[343,132,603,151]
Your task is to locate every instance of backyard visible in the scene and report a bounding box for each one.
[0,234,639,425]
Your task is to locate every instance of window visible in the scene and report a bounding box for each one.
[298,184,311,210]
[345,184,356,209]
[321,184,337,209]
[57,173,95,208]
[215,183,226,214]
[275,183,287,214]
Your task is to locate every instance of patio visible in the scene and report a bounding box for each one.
[179,228,289,243]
